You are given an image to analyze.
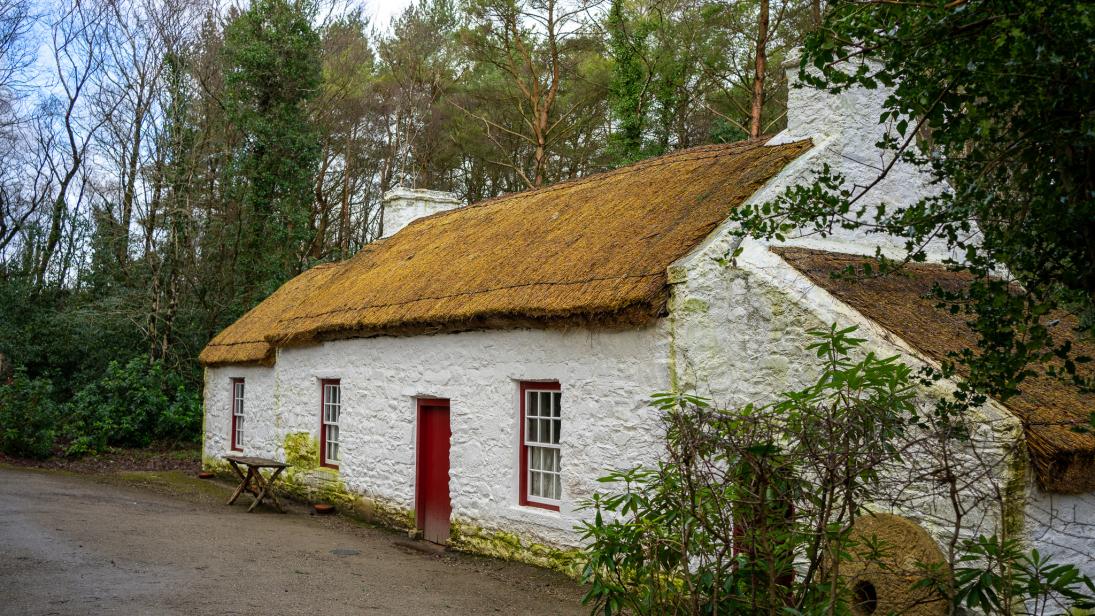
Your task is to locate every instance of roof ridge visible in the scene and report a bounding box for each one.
[414,139,788,226]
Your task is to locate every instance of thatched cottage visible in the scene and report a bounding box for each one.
[200,60,1094,579]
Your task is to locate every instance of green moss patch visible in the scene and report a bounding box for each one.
[283,432,319,470]
[680,297,710,314]
[450,520,583,578]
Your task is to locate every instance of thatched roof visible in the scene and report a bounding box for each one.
[251,139,811,345]
[198,263,343,366]
[775,247,1095,493]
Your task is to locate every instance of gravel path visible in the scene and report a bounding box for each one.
[0,467,587,616]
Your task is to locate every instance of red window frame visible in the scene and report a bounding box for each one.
[320,379,341,469]
[519,381,562,511]
[229,378,244,452]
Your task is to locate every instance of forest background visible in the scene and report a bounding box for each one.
[0,0,819,455]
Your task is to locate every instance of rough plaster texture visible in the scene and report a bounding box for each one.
[204,326,669,548]
[203,364,275,457]
[669,230,1092,579]
[1024,490,1095,576]
[766,57,962,262]
[381,187,462,238]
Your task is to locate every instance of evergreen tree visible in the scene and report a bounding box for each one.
[607,0,648,163]
[222,0,322,307]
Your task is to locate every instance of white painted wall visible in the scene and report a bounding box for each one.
[766,56,961,262]
[1025,489,1095,575]
[203,364,277,457]
[204,325,670,547]
[672,235,1018,535]
[666,236,1095,580]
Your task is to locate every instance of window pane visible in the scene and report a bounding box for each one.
[521,385,562,505]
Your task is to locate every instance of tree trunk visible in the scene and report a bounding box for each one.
[750,0,770,139]
[119,101,147,268]
[338,125,354,258]
[36,164,80,286]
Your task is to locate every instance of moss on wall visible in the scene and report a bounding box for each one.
[1002,439,1029,544]
[450,520,584,578]
[349,496,415,530]
[283,432,319,470]
[205,436,578,577]
[679,297,710,315]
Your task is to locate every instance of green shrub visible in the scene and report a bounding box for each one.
[63,358,201,456]
[0,370,59,458]
[156,385,202,443]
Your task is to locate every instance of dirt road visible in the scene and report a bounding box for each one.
[0,467,587,615]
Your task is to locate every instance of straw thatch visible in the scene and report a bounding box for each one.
[198,262,343,366]
[257,139,812,345]
[775,247,1095,493]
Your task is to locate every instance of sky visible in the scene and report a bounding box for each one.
[363,0,415,31]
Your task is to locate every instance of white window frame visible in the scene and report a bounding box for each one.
[321,380,341,467]
[231,379,245,450]
[522,385,562,507]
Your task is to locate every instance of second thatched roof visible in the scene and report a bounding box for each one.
[776,247,1095,494]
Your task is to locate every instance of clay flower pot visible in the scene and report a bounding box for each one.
[313,503,335,515]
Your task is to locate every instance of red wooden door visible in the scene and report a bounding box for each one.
[415,399,452,544]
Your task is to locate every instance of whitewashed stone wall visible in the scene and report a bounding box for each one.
[671,235,1018,535]
[766,56,961,262]
[203,364,276,457]
[1024,490,1095,576]
[204,326,670,547]
[666,235,1095,579]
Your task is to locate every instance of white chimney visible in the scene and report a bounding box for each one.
[381,187,463,238]
[767,52,892,152]
[761,52,960,262]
